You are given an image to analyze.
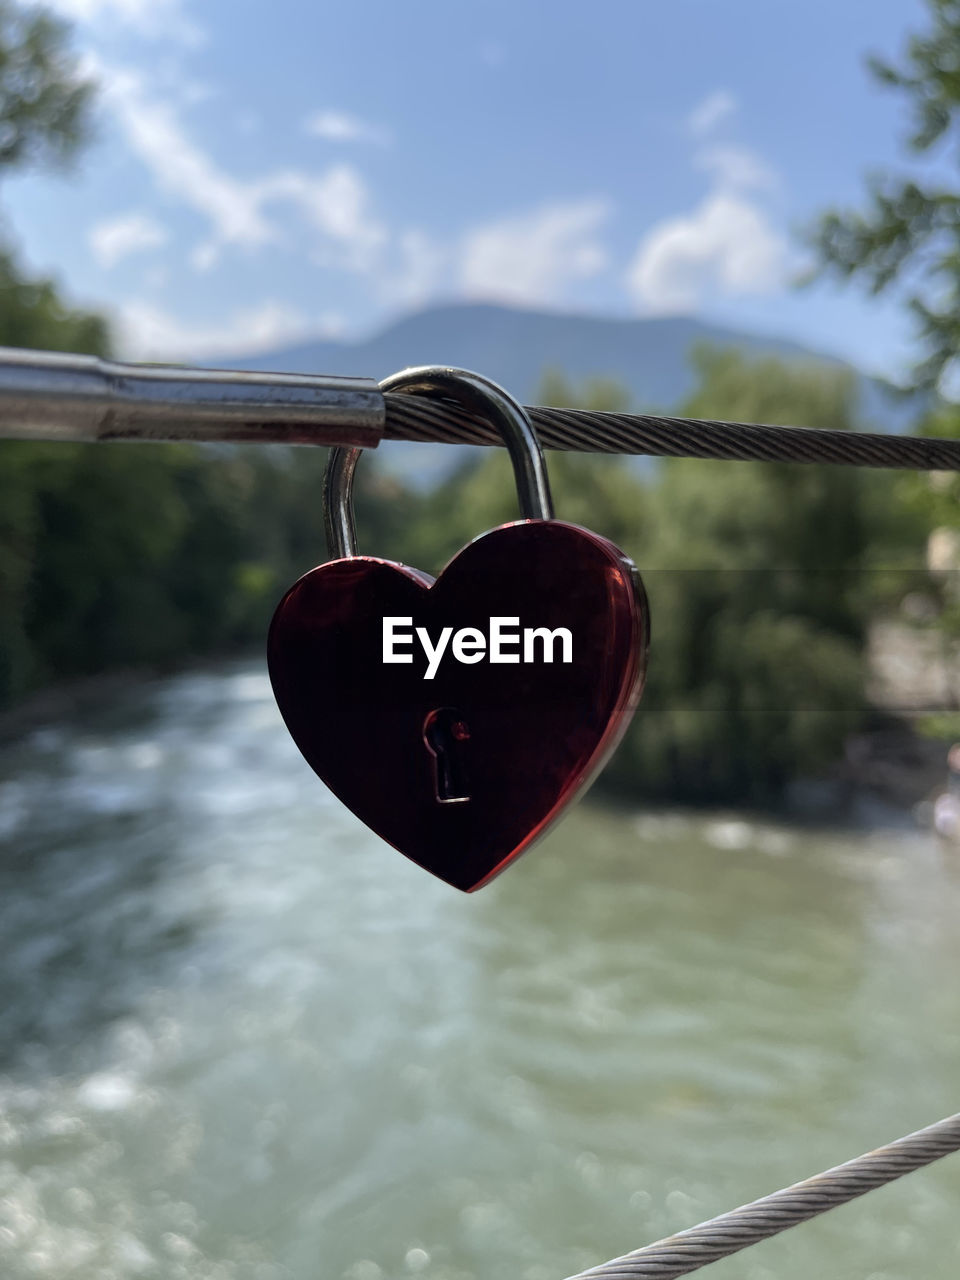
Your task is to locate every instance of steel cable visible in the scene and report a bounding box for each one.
[562,1112,960,1279]
[385,379,960,1280]
[385,393,960,469]
[0,345,955,467]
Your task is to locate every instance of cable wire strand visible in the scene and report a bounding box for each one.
[563,1112,960,1279]
[385,393,960,469]
[383,378,960,1280]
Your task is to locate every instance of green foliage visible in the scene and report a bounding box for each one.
[0,0,421,708]
[538,367,633,413]
[0,1,94,172]
[915,710,960,739]
[0,246,115,701]
[0,0,109,698]
[2,441,249,697]
[623,603,865,803]
[403,354,927,804]
[0,248,109,352]
[611,349,887,801]
[0,435,422,703]
[808,0,960,393]
[901,400,960,522]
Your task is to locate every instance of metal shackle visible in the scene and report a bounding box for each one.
[322,365,555,560]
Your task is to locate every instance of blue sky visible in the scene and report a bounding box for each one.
[3,0,941,378]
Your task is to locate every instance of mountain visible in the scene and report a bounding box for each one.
[214,303,920,485]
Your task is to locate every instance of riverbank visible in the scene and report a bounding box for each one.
[0,651,264,746]
[845,618,960,808]
[0,668,150,744]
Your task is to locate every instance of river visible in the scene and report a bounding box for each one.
[0,660,958,1280]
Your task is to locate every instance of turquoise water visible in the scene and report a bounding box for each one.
[0,661,958,1280]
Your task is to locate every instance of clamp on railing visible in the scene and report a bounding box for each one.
[0,347,384,447]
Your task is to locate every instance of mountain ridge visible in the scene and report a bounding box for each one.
[212,303,919,484]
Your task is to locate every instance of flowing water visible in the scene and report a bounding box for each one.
[0,660,959,1280]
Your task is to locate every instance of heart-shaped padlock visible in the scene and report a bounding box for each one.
[268,367,649,891]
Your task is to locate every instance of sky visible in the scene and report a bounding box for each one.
[1,0,945,379]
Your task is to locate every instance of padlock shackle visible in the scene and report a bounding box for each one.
[322,444,363,561]
[323,366,554,560]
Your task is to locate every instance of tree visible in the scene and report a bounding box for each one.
[0,3,105,702]
[609,349,878,802]
[399,357,917,804]
[0,3,103,351]
[809,0,960,394]
[0,1,94,173]
[808,0,960,688]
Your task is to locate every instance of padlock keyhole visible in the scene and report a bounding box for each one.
[423,708,471,804]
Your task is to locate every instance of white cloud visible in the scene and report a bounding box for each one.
[95,65,386,275]
[265,166,386,272]
[189,240,220,273]
[45,0,203,44]
[459,199,611,306]
[304,110,389,146]
[99,65,271,251]
[695,144,777,192]
[627,190,787,313]
[89,211,167,267]
[380,230,448,307]
[117,299,338,360]
[688,90,737,137]
[628,113,787,314]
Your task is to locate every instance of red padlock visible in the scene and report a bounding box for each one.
[268,367,649,891]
